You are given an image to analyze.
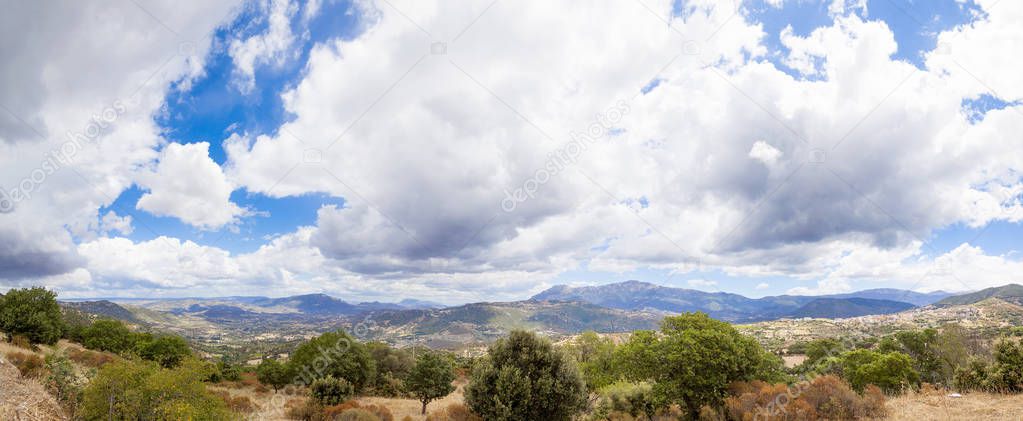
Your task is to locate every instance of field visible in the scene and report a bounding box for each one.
[885,388,1023,420]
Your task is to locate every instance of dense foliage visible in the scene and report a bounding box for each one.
[136,335,192,368]
[287,330,375,391]
[617,313,785,417]
[310,375,355,406]
[80,358,230,420]
[0,287,65,345]
[465,330,587,421]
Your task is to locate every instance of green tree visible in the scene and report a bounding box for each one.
[366,340,414,396]
[287,330,375,391]
[407,352,456,414]
[803,338,846,368]
[0,287,65,345]
[136,335,191,368]
[617,312,782,419]
[839,349,919,393]
[81,319,138,354]
[80,358,229,420]
[310,375,354,405]
[566,331,618,390]
[256,358,289,392]
[989,339,1023,391]
[465,330,586,421]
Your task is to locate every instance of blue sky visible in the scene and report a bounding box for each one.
[2,0,1022,302]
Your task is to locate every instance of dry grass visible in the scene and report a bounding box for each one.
[0,352,65,420]
[357,379,467,421]
[885,387,1023,420]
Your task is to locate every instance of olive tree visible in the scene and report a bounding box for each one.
[465,330,586,421]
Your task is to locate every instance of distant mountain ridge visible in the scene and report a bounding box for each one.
[786,297,915,319]
[935,284,1023,307]
[530,280,949,322]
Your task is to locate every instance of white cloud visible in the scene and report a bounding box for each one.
[99,211,133,236]
[136,142,249,230]
[688,279,718,288]
[228,0,299,93]
[217,0,1023,297]
[748,140,782,166]
[5,0,1023,300]
[0,0,240,281]
[756,282,770,290]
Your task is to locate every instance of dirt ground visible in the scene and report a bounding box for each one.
[0,353,65,421]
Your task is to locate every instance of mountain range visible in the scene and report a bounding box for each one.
[61,281,1023,354]
[529,280,951,322]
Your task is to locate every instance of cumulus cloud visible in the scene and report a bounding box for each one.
[137,142,250,230]
[217,0,1023,298]
[228,0,299,93]
[4,0,1023,300]
[0,0,240,283]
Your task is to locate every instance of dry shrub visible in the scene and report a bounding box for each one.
[286,398,323,420]
[699,405,726,421]
[212,390,254,413]
[67,347,116,368]
[10,335,35,351]
[6,351,45,378]
[254,383,270,394]
[725,375,886,421]
[336,408,382,421]
[401,416,414,421]
[323,401,393,421]
[425,403,482,421]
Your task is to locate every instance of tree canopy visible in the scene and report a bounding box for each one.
[0,287,65,345]
[407,352,456,414]
[465,330,586,421]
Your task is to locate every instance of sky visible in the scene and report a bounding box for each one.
[1,0,1022,304]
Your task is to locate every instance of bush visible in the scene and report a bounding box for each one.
[337,408,382,421]
[407,352,456,414]
[136,335,191,368]
[67,347,118,368]
[214,358,242,382]
[953,358,992,392]
[596,381,657,420]
[0,287,65,345]
[838,349,919,393]
[724,375,885,421]
[212,390,254,413]
[81,319,138,354]
[465,330,586,421]
[288,330,375,391]
[286,399,324,421]
[6,351,46,378]
[425,403,482,421]
[44,352,84,417]
[988,339,1023,392]
[10,334,35,350]
[80,358,230,420]
[310,375,355,406]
